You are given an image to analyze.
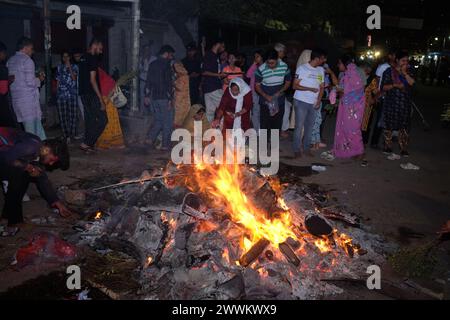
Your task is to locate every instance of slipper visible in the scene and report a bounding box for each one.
[361,160,369,167]
[1,226,20,237]
[320,151,335,161]
[387,153,401,161]
[400,163,420,170]
[79,145,96,154]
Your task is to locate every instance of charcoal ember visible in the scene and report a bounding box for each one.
[187,265,218,289]
[186,254,211,268]
[174,223,195,250]
[286,237,301,249]
[344,244,354,258]
[64,189,86,206]
[267,268,278,277]
[239,239,270,267]
[216,274,245,300]
[357,248,368,256]
[279,242,301,267]
[265,250,274,261]
[161,248,188,269]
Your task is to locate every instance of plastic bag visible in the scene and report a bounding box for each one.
[13,232,77,268]
[265,96,280,117]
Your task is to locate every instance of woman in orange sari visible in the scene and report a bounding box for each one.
[95,69,125,149]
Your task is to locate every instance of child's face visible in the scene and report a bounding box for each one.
[228,54,236,66]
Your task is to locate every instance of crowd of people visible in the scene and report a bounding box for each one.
[137,39,416,166]
[0,35,420,236]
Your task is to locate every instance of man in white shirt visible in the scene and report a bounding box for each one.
[292,48,326,157]
[371,49,396,148]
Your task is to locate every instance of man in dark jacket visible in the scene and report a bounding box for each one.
[0,127,72,236]
[144,45,175,151]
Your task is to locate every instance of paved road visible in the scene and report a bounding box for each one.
[280,84,450,239]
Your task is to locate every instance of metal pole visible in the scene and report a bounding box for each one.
[130,0,140,114]
[43,0,52,114]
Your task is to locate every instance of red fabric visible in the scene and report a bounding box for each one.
[217,89,253,131]
[14,232,77,268]
[0,80,8,95]
[98,68,116,97]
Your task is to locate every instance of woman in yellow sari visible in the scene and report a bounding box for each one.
[96,68,125,149]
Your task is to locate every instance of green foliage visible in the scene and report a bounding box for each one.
[388,241,438,278]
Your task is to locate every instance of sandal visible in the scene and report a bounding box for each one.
[79,145,96,154]
[1,226,20,237]
[387,153,401,161]
[320,151,335,161]
[400,163,420,170]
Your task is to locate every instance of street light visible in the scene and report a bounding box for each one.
[435,37,439,41]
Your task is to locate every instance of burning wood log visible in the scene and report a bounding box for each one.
[320,208,360,228]
[181,193,209,220]
[239,238,270,267]
[304,215,333,237]
[279,242,301,267]
[91,173,187,192]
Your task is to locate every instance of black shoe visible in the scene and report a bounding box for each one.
[383,148,393,155]
[401,150,410,157]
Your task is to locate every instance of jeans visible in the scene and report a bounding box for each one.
[293,99,316,153]
[251,91,260,131]
[311,103,323,144]
[148,99,174,149]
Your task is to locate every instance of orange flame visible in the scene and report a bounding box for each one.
[95,211,102,220]
[145,256,153,267]
[186,163,296,247]
[314,238,332,253]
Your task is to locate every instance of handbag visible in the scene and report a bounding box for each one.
[110,85,127,108]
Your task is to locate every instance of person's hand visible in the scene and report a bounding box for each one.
[38,72,46,82]
[211,119,221,128]
[311,87,319,93]
[52,201,73,218]
[100,98,106,111]
[394,83,404,90]
[226,111,235,119]
[314,99,321,109]
[25,164,43,177]
[218,73,227,79]
[265,95,273,102]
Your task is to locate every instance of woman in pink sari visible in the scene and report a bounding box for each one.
[333,55,366,161]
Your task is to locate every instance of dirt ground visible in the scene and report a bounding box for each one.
[0,84,449,299]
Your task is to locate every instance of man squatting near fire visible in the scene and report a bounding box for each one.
[0,127,73,236]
